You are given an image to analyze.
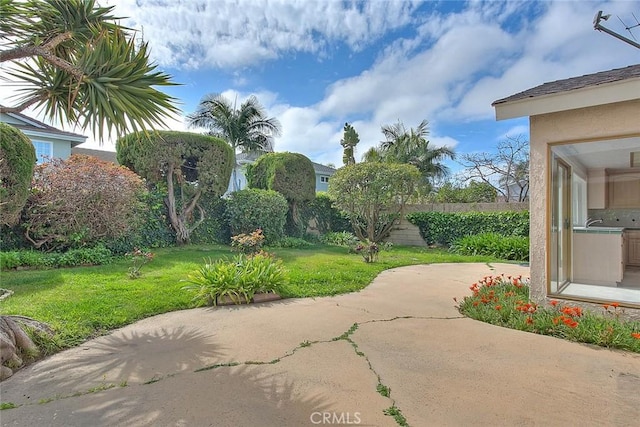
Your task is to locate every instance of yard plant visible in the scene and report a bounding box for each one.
[458,275,640,352]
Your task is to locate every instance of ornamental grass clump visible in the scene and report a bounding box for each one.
[183,252,287,306]
[457,275,640,352]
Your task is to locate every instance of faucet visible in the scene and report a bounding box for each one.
[585,218,603,228]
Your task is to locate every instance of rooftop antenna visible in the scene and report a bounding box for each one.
[593,10,640,49]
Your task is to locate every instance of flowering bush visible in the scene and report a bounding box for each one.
[126,248,154,279]
[457,274,640,352]
[354,240,379,263]
[231,229,265,255]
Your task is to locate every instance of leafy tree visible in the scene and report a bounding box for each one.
[434,181,497,203]
[328,162,421,243]
[22,155,145,251]
[247,152,316,236]
[0,124,36,226]
[0,0,179,138]
[340,122,360,166]
[364,119,455,193]
[187,94,282,192]
[117,131,234,245]
[458,136,529,202]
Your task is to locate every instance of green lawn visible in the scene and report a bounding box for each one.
[0,244,496,350]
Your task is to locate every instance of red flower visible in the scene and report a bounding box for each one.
[602,304,610,310]
[549,300,559,307]
[526,317,534,325]
[473,301,479,307]
[611,302,620,308]
[631,333,640,339]
[495,305,502,310]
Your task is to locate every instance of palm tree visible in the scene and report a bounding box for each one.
[0,0,179,139]
[376,119,455,180]
[187,94,282,192]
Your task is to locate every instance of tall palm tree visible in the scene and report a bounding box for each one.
[187,94,282,192]
[377,119,455,180]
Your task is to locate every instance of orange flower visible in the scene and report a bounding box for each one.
[611,302,620,308]
[631,333,640,339]
[526,317,534,325]
[602,304,610,310]
[495,305,502,310]
[473,301,479,307]
[549,300,559,307]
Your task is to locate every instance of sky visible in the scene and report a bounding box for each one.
[2,0,639,175]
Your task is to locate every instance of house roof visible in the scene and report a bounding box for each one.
[1,108,87,145]
[71,147,118,164]
[492,64,640,106]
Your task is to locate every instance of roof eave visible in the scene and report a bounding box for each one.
[494,78,640,120]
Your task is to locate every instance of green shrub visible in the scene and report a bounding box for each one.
[450,233,529,261]
[225,188,288,244]
[406,211,529,246]
[321,231,359,248]
[0,246,113,270]
[307,193,352,234]
[183,253,287,306]
[103,186,175,254]
[0,123,36,226]
[273,236,313,249]
[190,196,230,244]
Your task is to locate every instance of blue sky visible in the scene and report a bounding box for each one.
[3,0,639,175]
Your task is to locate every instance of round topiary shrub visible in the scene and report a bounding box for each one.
[0,123,36,226]
[225,188,288,243]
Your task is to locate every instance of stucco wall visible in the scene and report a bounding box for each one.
[529,99,640,302]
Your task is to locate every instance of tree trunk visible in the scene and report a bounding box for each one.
[0,315,52,381]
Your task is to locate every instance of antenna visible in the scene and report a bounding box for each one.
[593,10,640,49]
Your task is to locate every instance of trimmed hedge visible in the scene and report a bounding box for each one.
[307,192,352,234]
[225,188,289,244]
[1,246,113,270]
[190,196,231,244]
[406,211,529,246]
[450,233,529,261]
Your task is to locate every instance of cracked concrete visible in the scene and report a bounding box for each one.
[1,263,639,426]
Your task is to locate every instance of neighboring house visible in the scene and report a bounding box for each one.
[227,151,337,194]
[493,64,640,309]
[0,110,87,163]
[71,147,118,164]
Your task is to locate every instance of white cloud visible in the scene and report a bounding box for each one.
[108,0,421,69]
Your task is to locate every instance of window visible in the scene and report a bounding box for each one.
[32,141,52,164]
[320,176,329,183]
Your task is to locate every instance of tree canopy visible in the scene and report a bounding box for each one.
[117,131,234,244]
[188,93,282,192]
[363,119,455,191]
[0,0,179,139]
[328,162,421,243]
[0,124,36,226]
[340,122,360,166]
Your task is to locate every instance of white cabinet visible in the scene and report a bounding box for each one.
[607,170,640,208]
[573,230,624,285]
[587,169,607,209]
[627,230,640,267]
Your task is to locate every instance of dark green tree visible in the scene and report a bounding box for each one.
[434,181,497,203]
[340,122,359,166]
[328,162,421,243]
[187,94,282,192]
[0,0,179,138]
[0,124,36,226]
[247,152,316,236]
[117,131,234,244]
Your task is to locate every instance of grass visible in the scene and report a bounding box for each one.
[457,274,640,352]
[0,244,495,352]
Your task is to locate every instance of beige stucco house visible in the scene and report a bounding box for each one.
[493,64,640,309]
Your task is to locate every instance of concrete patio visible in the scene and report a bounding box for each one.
[1,263,638,426]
